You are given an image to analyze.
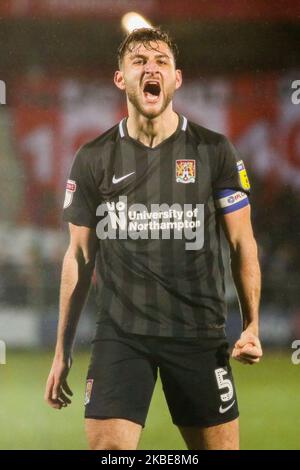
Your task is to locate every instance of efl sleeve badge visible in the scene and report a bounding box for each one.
[63,179,77,209]
[236,160,250,191]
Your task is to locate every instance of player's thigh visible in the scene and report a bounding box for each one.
[178,417,239,450]
[85,417,142,450]
[85,321,158,430]
[159,338,239,428]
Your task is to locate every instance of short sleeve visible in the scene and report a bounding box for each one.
[213,137,251,214]
[214,137,250,193]
[62,146,98,228]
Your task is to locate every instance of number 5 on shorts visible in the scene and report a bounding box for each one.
[215,368,234,402]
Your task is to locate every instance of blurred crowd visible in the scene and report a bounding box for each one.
[0,228,65,310]
[250,172,300,312]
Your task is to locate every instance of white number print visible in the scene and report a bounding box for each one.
[215,368,234,402]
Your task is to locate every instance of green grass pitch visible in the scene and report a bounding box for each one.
[0,351,298,449]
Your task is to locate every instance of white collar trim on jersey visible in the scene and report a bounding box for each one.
[181,115,188,131]
[119,115,187,138]
[119,119,126,138]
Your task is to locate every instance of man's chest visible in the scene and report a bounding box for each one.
[98,140,214,207]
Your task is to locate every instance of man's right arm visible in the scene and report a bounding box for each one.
[45,223,98,409]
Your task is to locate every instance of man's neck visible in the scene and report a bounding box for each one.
[126,107,179,148]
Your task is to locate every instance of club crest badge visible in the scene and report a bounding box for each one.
[176,159,196,184]
[63,179,76,209]
[236,160,250,191]
[84,379,94,406]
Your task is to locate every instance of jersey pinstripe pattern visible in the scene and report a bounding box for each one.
[63,115,250,338]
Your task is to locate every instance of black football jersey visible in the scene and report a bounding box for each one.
[63,114,250,338]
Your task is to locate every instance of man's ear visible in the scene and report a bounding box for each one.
[114,70,126,90]
[175,69,183,91]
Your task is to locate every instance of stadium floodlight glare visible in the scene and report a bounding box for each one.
[121,12,153,33]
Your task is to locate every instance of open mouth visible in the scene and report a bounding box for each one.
[143,81,161,102]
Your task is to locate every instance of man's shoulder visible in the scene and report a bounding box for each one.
[79,122,120,155]
[186,119,228,147]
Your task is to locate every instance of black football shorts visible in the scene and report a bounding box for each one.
[84,316,239,428]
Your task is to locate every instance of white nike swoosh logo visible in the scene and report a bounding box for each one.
[112,172,135,184]
[219,400,236,414]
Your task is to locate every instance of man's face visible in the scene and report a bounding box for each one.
[114,41,182,119]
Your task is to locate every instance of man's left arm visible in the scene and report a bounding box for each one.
[221,204,263,365]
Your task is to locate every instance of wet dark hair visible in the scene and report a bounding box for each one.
[117,27,179,68]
